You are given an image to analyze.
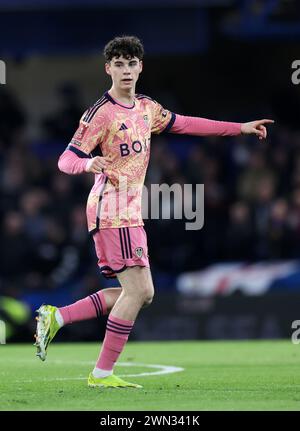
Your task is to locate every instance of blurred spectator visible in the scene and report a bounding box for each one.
[267,198,294,258]
[237,150,275,203]
[289,188,300,235]
[185,146,207,184]
[20,189,49,241]
[0,211,33,297]
[42,82,83,141]
[0,88,26,147]
[24,217,80,291]
[254,177,276,235]
[270,145,290,195]
[225,201,254,260]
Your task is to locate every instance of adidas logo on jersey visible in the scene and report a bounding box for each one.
[119,123,128,131]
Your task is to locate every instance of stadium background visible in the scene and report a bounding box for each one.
[1,0,300,343]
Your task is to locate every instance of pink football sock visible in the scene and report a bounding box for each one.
[95,314,134,371]
[58,290,107,325]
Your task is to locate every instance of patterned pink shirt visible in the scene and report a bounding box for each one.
[67,92,175,233]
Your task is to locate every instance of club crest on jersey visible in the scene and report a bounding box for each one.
[143,114,149,125]
[135,247,143,258]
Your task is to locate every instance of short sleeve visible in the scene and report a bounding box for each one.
[150,100,176,135]
[69,110,106,155]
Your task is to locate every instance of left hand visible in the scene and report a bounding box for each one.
[241,119,274,140]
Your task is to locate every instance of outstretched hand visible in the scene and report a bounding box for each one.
[241,119,274,140]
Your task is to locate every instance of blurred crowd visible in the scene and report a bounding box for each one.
[1,85,300,300]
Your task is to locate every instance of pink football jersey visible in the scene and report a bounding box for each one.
[68,92,175,233]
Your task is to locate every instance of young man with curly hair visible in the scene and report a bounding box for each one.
[35,35,273,388]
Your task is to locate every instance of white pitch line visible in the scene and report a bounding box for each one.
[16,362,184,383]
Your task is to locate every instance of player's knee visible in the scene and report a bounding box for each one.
[142,291,154,308]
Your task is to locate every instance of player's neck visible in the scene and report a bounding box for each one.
[108,86,135,106]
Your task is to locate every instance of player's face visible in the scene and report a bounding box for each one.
[105,56,143,91]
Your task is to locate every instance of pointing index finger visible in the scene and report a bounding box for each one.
[260,119,275,124]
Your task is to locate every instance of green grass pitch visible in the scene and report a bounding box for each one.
[1,340,300,411]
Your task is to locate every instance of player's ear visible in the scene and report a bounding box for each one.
[139,60,143,73]
[105,62,111,76]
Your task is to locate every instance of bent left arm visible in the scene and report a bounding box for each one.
[169,114,274,139]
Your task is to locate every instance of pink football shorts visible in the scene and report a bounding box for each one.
[93,226,150,278]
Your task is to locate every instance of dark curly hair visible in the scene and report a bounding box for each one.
[103,35,144,62]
